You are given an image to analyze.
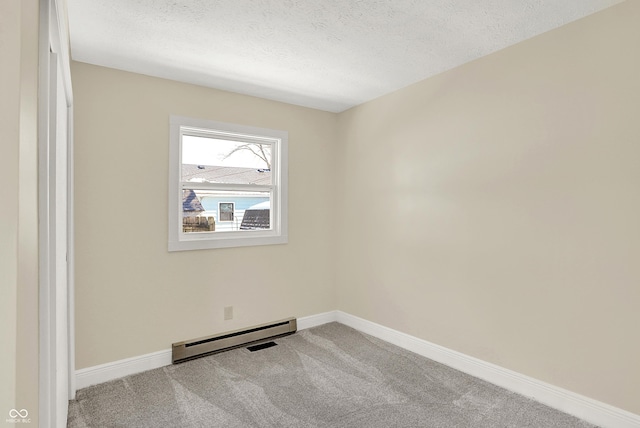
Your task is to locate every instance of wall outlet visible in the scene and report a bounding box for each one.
[224,306,233,320]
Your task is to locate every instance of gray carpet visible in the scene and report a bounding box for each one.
[68,323,595,427]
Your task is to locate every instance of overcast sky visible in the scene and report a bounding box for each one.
[182,135,271,169]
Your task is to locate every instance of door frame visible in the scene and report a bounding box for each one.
[38,0,74,426]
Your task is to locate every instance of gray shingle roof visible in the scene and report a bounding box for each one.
[182,189,204,212]
[182,164,271,185]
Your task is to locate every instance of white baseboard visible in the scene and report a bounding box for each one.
[75,349,172,390]
[74,310,639,428]
[335,311,640,428]
[297,310,338,330]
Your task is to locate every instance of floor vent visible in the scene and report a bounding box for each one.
[172,317,296,364]
[247,341,277,352]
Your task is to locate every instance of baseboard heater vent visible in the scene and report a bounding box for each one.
[172,317,297,364]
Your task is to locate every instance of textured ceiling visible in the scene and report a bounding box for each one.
[67,0,625,112]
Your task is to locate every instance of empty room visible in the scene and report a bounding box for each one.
[2,0,639,427]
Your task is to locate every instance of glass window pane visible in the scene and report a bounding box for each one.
[182,190,271,233]
[182,135,272,184]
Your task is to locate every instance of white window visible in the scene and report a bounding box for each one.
[169,116,288,251]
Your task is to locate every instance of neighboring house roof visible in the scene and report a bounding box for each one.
[182,164,271,185]
[240,206,270,230]
[182,189,204,212]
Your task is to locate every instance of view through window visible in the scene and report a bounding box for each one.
[182,135,273,232]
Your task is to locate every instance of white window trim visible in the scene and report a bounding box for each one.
[168,115,288,251]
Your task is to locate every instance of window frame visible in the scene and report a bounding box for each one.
[218,202,235,222]
[168,115,288,251]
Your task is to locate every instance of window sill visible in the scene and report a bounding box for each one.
[168,234,288,252]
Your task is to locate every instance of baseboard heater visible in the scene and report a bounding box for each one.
[172,317,297,364]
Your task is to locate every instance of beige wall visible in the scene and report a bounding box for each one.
[336,0,640,415]
[72,62,338,369]
[0,0,40,426]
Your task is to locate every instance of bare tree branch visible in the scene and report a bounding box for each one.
[221,144,271,169]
